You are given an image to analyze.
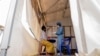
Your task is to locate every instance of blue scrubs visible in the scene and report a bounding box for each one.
[56,26,64,51]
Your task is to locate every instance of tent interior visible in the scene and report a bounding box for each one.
[1,0,100,56]
[31,0,77,55]
[0,0,77,56]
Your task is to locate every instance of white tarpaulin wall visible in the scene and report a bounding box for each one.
[70,0,100,53]
[6,0,41,56]
[0,0,11,45]
[79,0,100,53]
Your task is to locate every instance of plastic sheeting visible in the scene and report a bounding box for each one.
[26,0,41,41]
[79,0,100,53]
[69,0,86,53]
[0,0,11,26]
[0,0,11,45]
[70,0,100,53]
[6,0,41,56]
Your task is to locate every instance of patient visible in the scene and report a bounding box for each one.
[40,25,55,56]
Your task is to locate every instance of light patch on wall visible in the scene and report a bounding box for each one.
[21,0,36,40]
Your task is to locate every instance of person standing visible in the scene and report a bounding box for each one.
[56,22,64,55]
